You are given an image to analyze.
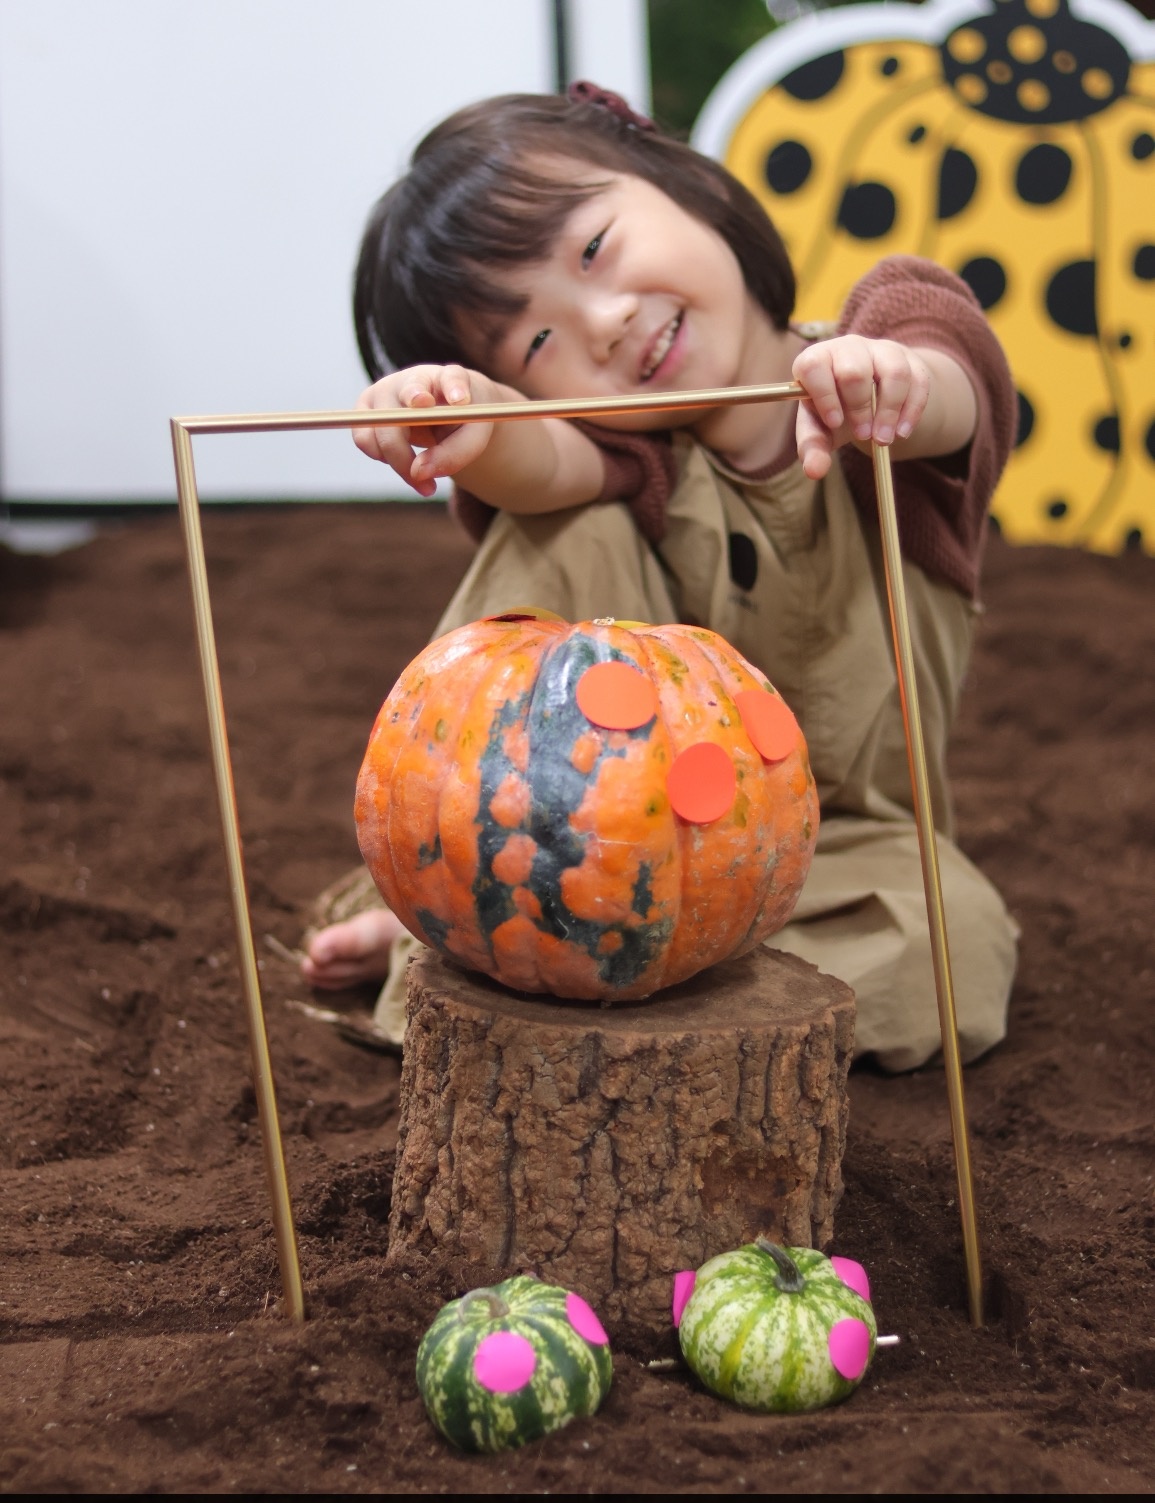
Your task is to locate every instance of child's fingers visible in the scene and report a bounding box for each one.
[796,337,933,449]
[871,344,928,445]
[353,418,418,476]
[411,368,506,482]
[370,429,437,496]
[828,340,877,442]
[792,345,846,434]
[353,379,422,466]
[353,371,462,493]
[396,386,444,468]
[401,366,479,486]
[795,400,835,481]
[353,425,444,496]
[351,407,428,488]
[354,365,454,450]
[410,419,495,483]
[795,338,878,440]
[435,365,476,406]
[351,364,501,491]
[352,401,393,465]
[891,351,931,442]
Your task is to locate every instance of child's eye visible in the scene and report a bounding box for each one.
[526,329,551,363]
[582,232,606,268]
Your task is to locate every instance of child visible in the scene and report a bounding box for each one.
[303,84,1019,1072]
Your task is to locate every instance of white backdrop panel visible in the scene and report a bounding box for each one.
[0,0,648,501]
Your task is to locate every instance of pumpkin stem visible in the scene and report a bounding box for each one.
[458,1287,510,1321]
[755,1238,806,1294]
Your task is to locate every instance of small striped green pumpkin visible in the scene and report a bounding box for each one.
[677,1240,877,1412]
[416,1276,613,1452]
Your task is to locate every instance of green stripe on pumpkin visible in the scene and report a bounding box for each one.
[679,1243,876,1414]
[417,1278,612,1452]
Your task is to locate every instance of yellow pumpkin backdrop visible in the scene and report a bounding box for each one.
[693,0,1155,555]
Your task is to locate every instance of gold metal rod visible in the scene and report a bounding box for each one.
[870,431,984,1328]
[170,375,982,1330]
[173,380,805,435]
[165,382,798,1325]
[171,419,306,1325]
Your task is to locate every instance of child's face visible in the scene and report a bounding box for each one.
[480,171,760,425]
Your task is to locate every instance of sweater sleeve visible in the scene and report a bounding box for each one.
[451,256,1016,593]
[835,255,1017,597]
[450,421,677,545]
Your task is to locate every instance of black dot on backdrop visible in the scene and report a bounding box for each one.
[1047,499,1069,519]
[1146,419,1155,463]
[880,56,899,76]
[764,140,813,195]
[728,533,758,591]
[959,256,1007,310]
[908,125,927,144]
[780,51,845,101]
[1093,415,1120,452]
[1133,245,1155,280]
[1132,132,1155,161]
[1124,528,1143,551]
[1016,391,1035,448]
[1014,143,1073,205]
[1119,332,1133,348]
[1045,260,1097,337]
[937,148,978,219]
[836,181,897,239]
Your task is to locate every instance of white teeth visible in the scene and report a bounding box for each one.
[642,314,681,380]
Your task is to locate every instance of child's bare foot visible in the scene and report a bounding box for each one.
[301,907,403,990]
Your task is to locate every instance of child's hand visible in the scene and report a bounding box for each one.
[792,336,932,481]
[353,365,505,497]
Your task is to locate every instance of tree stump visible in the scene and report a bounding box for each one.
[387,946,855,1341]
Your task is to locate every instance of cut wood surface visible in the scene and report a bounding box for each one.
[388,945,855,1339]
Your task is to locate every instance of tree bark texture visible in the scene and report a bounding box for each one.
[388,946,855,1339]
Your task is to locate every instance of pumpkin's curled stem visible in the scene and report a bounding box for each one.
[458,1288,511,1321]
[754,1238,806,1294]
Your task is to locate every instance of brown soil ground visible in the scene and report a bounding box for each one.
[1,504,1152,1495]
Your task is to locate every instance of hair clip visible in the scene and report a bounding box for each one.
[567,79,656,133]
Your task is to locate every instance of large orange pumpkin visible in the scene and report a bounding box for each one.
[355,612,818,1003]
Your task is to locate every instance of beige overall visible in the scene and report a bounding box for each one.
[371,435,1017,1071]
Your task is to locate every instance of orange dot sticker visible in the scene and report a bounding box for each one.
[576,661,659,731]
[735,689,798,763]
[667,742,736,824]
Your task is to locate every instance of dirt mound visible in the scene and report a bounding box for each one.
[1,506,1151,1493]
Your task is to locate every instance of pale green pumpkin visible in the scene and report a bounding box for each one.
[416,1276,613,1452]
[678,1240,877,1412]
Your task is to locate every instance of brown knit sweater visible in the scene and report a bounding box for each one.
[452,256,1017,599]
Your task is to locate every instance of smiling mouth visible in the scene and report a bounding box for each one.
[640,312,683,382]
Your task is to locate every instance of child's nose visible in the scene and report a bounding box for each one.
[585,292,638,361]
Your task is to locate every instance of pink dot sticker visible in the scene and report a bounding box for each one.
[671,1270,697,1329]
[830,1256,871,1305]
[667,742,737,824]
[473,1330,537,1393]
[565,1291,609,1346]
[576,661,659,731]
[735,689,799,763]
[828,1318,871,1382]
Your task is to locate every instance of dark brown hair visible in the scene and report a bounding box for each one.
[353,92,795,379]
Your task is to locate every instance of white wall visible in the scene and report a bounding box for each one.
[568,0,651,112]
[0,0,649,502]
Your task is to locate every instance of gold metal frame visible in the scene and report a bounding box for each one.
[171,379,983,1328]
